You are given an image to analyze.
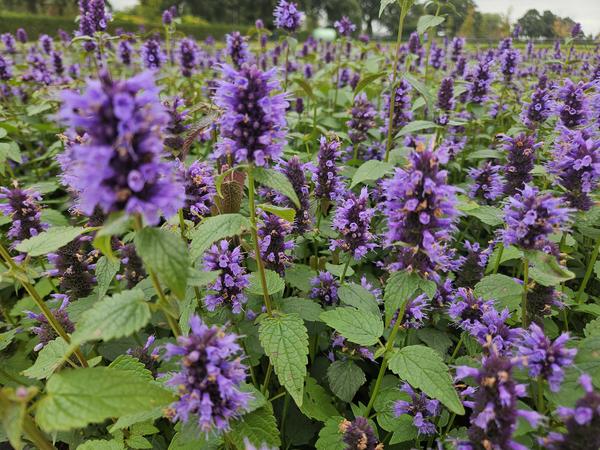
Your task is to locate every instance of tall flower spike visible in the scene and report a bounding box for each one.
[521,79,552,128]
[548,129,600,211]
[501,133,540,196]
[383,140,459,281]
[310,271,339,306]
[257,211,293,276]
[0,54,12,81]
[58,71,184,225]
[436,77,455,125]
[179,161,216,224]
[26,294,74,351]
[203,240,250,314]
[141,39,165,70]
[225,32,250,69]
[178,38,199,77]
[382,78,412,137]
[47,236,96,299]
[556,78,590,129]
[330,188,376,260]
[334,16,356,37]
[467,162,504,204]
[214,64,288,167]
[164,315,251,432]
[0,183,47,247]
[455,240,491,288]
[117,243,146,289]
[393,383,440,435]
[500,48,520,83]
[448,288,496,334]
[273,0,304,33]
[455,350,543,450]
[339,417,383,450]
[467,60,494,104]
[517,323,576,392]
[502,184,572,252]
[313,136,344,202]
[163,97,189,152]
[347,93,376,151]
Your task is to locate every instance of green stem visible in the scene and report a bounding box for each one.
[522,257,529,328]
[247,165,273,315]
[448,333,464,364]
[491,243,504,274]
[333,40,343,109]
[537,376,545,414]
[22,414,56,450]
[339,256,351,285]
[261,361,273,395]
[0,244,88,368]
[283,40,290,91]
[384,0,410,163]
[178,208,187,241]
[576,239,600,304]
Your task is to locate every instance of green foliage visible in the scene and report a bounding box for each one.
[15,226,86,257]
[22,338,69,380]
[320,307,383,346]
[338,282,380,315]
[247,269,286,296]
[350,160,394,188]
[228,405,281,449]
[253,167,300,208]
[327,360,366,402]
[189,214,250,260]
[474,274,523,312]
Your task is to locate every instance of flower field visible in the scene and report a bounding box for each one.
[0,0,600,449]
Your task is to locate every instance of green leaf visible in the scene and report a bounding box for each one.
[258,203,296,222]
[228,405,281,449]
[168,431,221,450]
[276,297,323,322]
[315,417,345,450]
[466,149,503,160]
[474,274,523,312]
[300,377,339,422]
[187,269,220,287]
[417,14,445,34]
[384,270,419,323]
[320,307,383,346]
[247,269,285,296]
[0,328,19,352]
[0,390,26,450]
[327,360,366,402]
[388,345,464,415]
[22,338,69,380]
[403,73,435,115]
[379,0,396,17]
[285,264,315,292]
[253,167,300,208]
[134,228,189,299]
[294,78,315,100]
[325,262,354,278]
[466,206,504,227]
[338,283,380,316]
[259,314,308,407]
[354,71,387,95]
[72,289,151,345]
[108,355,153,381]
[389,415,418,444]
[416,328,453,357]
[95,256,120,299]
[576,336,600,388]
[189,214,250,260]
[526,250,575,286]
[77,440,126,450]
[350,160,394,188]
[15,226,86,257]
[395,120,438,138]
[36,367,175,432]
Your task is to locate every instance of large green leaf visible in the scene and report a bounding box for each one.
[350,160,394,188]
[338,283,380,316]
[15,226,86,257]
[134,228,189,299]
[300,377,339,422]
[22,338,69,380]
[315,417,345,450]
[416,14,445,34]
[247,269,285,296]
[189,214,250,260]
[327,360,366,403]
[95,256,120,299]
[395,120,439,138]
[228,405,281,449]
[36,367,175,432]
[72,289,151,345]
[526,250,575,286]
[276,297,323,322]
[320,307,383,346]
[388,345,464,415]
[253,167,300,208]
[384,270,435,323]
[474,274,523,312]
[259,314,308,407]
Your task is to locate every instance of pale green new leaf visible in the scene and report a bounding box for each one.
[474,274,523,312]
[95,256,120,299]
[253,167,300,208]
[315,417,345,450]
[22,337,69,380]
[416,15,445,34]
[320,307,383,346]
[350,160,394,188]
[189,214,251,260]
[15,226,86,257]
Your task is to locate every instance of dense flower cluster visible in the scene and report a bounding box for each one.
[47,236,96,299]
[468,162,504,203]
[455,240,490,288]
[26,294,74,351]
[501,133,540,196]
[273,0,304,33]
[334,16,356,37]
[142,39,165,69]
[225,32,250,69]
[258,211,293,275]
[394,383,440,435]
[339,417,383,450]
[556,79,590,129]
[382,78,412,136]
[330,188,376,259]
[178,38,199,77]
[347,93,376,150]
[0,184,47,247]
[313,136,344,201]
[310,271,339,305]
[179,161,216,223]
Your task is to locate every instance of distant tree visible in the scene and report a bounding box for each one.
[517,8,556,38]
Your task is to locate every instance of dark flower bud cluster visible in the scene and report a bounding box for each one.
[26,294,74,351]
[394,383,440,435]
[178,38,199,77]
[257,211,294,276]
[179,161,216,224]
[313,136,344,201]
[455,240,491,288]
[468,162,504,203]
[436,77,455,125]
[382,78,412,137]
[310,271,339,305]
[501,133,540,196]
[117,243,146,288]
[0,183,47,247]
[339,417,383,450]
[163,97,189,152]
[142,38,165,70]
[47,236,96,299]
[225,32,250,69]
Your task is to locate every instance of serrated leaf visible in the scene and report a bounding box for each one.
[36,367,175,432]
[354,71,387,95]
[77,440,126,450]
[395,120,439,137]
[134,228,189,300]
[189,214,250,260]
[403,73,435,115]
[389,415,418,444]
[300,377,339,422]
[0,328,19,352]
[187,269,220,287]
[95,256,120,299]
[350,160,394,188]
[276,297,323,322]
[417,14,445,34]
[247,269,285,296]
[259,314,308,407]
[327,360,366,402]
[325,262,354,278]
[338,283,380,316]
[388,345,464,415]
[253,167,300,208]
[108,355,153,381]
[576,336,600,388]
[316,417,345,450]
[474,274,523,312]
[258,203,296,222]
[228,405,281,449]
[526,250,575,286]
[72,289,151,345]
[109,408,163,433]
[285,264,315,292]
[466,206,504,227]
[320,307,383,346]
[15,226,86,257]
[384,270,420,323]
[22,338,69,380]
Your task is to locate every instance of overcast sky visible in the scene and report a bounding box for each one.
[110,0,600,35]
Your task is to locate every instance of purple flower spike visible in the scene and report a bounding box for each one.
[339,417,383,450]
[448,287,495,334]
[394,383,440,435]
[313,136,344,202]
[47,236,96,299]
[203,240,250,314]
[334,16,356,37]
[26,294,74,351]
[436,77,455,125]
[0,183,47,248]
[347,93,376,149]
[382,78,412,137]
[225,32,250,69]
[517,323,576,392]
[58,71,184,225]
[468,162,504,204]
[330,188,376,260]
[501,133,541,196]
[178,38,199,77]
[455,241,491,288]
[310,271,339,306]
[179,161,216,224]
[273,0,304,33]
[214,64,288,167]
[163,315,252,432]
[556,78,590,129]
[257,211,293,276]
[141,39,165,69]
[467,60,494,104]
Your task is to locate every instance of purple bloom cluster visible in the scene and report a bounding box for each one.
[501,133,540,196]
[382,79,412,136]
[26,294,74,351]
[329,332,374,362]
[47,236,96,299]
[118,40,133,65]
[556,78,590,129]
[203,240,250,314]
[517,323,576,392]
[2,33,16,54]
[214,64,288,166]
[178,38,199,77]
[334,16,356,37]
[225,32,250,69]
[313,136,344,201]
[548,129,600,211]
[383,142,459,280]
[273,0,304,33]
[0,54,12,81]
[179,161,216,223]
[164,315,251,432]
[310,271,339,305]
[339,417,383,450]
[502,184,571,252]
[436,77,455,125]
[271,156,312,233]
[77,0,110,51]
[393,383,440,435]
[0,184,47,247]
[468,162,504,203]
[456,351,542,450]
[258,211,293,275]
[330,188,376,260]
[450,37,465,62]
[117,243,146,288]
[141,39,165,69]
[58,71,184,225]
[455,241,491,288]
[522,78,552,128]
[467,60,494,103]
[163,97,189,151]
[448,288,495,334]
[347,93,376,148]
[500,48,520,83]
